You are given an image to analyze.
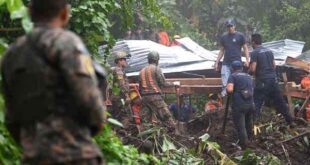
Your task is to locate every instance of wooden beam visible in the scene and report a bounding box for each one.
[286,56,310,73]
[162,85,222,94]
[283,73,294,116]
[166,78,222,86]
[0,28,23,32]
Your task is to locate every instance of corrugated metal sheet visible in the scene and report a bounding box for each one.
[99,38,217,75]
[297,50,310,62]
[262,39,305,60]
[99,38,305,76]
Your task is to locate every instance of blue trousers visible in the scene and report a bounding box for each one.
[254,78,293,123]
[221,64,231,97]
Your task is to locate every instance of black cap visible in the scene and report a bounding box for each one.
[225,19,235,27]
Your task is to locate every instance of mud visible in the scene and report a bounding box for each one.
[186,109,310,164]
[117,107,310,164]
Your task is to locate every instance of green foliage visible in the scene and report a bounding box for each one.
[1,0,32,32]
[95,125,160,165]
[233,149,281,165]
[69,0,116,57]
[0,95,21,165]
[198,133,236,165]
[0,38,8,56]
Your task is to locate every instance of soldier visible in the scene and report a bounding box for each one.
[1,0,106,164]
[139,51,178,131]
[111,51,131,125]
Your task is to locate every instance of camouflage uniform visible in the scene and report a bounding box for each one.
[111,65,130,124]
[1,26,106,164]
[139,52,176,129]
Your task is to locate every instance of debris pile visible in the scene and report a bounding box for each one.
[115,107,310,164]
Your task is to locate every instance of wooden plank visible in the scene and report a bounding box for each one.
[282,73,294,116]
[283,90,309,99]
[280,82,310,99]
[285,56,310,72]
[166,78,222,86]
[162,85,222,94]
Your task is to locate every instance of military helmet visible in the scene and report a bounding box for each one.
[113,51,127,63]
[147,51,160,62]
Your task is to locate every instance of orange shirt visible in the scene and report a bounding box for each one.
[159,31,170,46]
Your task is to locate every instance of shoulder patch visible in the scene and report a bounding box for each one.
[117,75,124,80]
[78,55,95,75]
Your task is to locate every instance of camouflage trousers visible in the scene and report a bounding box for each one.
[140,94,176,129]
[111,97,131,127]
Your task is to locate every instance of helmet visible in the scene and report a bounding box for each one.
[147,51,160,62]
[113,51,127,63]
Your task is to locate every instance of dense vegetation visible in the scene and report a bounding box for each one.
[1,0,310,164]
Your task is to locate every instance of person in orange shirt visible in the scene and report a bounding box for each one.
[205,93,223,112]
[158,31,170,46]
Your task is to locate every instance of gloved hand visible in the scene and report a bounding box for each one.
[253,125,261,136]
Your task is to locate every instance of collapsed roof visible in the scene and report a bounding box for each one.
[99,37,217,76]
[99,38,305,76]
[262,39,305,65]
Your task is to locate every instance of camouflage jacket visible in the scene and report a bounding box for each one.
[139,64,171,95]
[111,66,130,100]
[1,26,105,163]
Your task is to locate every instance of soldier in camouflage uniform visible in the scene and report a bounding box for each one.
[111,51,131,125]
[1,0,106,164]
[139,51,177,131]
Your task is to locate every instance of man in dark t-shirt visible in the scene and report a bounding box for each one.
[227,61,254,149]
[215,19,250,97]
[249,34,294,126]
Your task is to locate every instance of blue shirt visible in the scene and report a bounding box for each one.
[250,46,276,80]
[169,103,196,122]
[227,72,254,107]
[220,32,246,65]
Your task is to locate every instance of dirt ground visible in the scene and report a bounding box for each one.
[118,107,310,164]
[186,108,310,164]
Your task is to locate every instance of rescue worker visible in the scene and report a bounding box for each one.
[170,35,182,46]
[1,0,106,164]
[249,34,294,126]
[111,51,131,125]
[227,61,254,149]
[205,93,223,112]
[169,94,197,122]
[215,19,250,97]
[139,51,178,131]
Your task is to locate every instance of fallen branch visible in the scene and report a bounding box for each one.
[280,131,310,143]
[281,143,292,165]
[206,116,212,132]
[0,28,23,32]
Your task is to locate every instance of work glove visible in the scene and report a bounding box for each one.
[253,124,261,136]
